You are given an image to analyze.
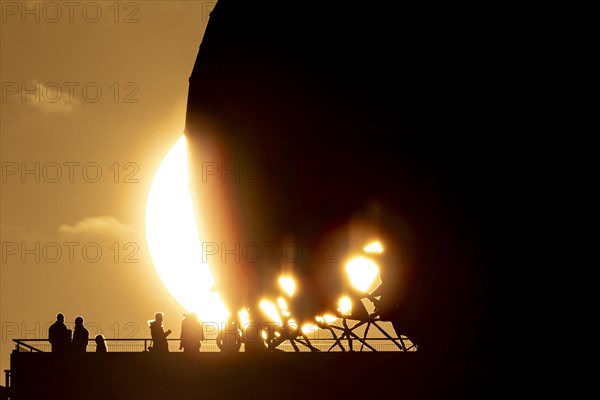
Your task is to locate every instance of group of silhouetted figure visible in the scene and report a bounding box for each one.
[148,311,205,353]
[147,311,241,353]
[47,311,210,354]
[48,313,106,353]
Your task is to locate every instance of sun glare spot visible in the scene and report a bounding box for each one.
[278,276,296,297]
[363,241,384,254]
[316,314,338,324]
[338,296,352,316]
[323,314,337,323]
[345,256,380,293]
[302,323,316,335]
[238,308,250,327]
[277,297,288,311]
[259,299,282,325]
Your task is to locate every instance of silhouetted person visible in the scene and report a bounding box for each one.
[48,313,71,353]
[95,334,107,353]
[149,312,171,352]
[241,327,268,353]
[71,316,90,353]
[216,320,241,352]
[179,312,204,352]
[239,308,268,353]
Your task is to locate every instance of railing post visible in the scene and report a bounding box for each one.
[4,370,10,388]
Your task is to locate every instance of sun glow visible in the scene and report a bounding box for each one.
[338,296,352,316]
[278,276,296,297]
[363,241,384,254]
[145,135,230,324]
[345,256,380,293]
[302,323,316,335]
[238,308,250,327]
[259,299,282,325]
[318,314,338,324]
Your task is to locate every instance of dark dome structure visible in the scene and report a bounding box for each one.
[184,2,506,397]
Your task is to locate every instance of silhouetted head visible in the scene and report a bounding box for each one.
[155,312,163,322]
[184,312,197,321]
[95,334,105,344]
[56,313,64,322]
[75,316,84,326]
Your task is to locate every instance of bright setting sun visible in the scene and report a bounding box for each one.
[145,135,230,324]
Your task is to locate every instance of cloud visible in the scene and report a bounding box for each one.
[31,80,77,114]
[58,216,132,236]
[3,80,79,114]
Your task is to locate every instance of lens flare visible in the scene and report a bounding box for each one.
[259,299,282,325]
[238,308,250,327]
[345,256,380,293]
[278,276,296,297]
[338,296,352,316]
[276,297,288,311]
[301,323,316,335]
[363,241,384,254]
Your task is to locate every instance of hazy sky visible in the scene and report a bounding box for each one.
[1,0,218,373]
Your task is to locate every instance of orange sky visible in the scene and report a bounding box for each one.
[0,0,218,373]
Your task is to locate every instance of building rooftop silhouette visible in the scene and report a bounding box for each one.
[4,334,432,400]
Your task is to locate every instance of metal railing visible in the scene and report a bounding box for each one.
[13,336,415,354]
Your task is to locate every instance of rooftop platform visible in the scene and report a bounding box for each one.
[8,348,426,400]
[4,333,496,400]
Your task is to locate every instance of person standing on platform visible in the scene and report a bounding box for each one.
[149,312,171,352]
[72,316,90,353]
[48,313,71,353]
[179,312,204,353]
